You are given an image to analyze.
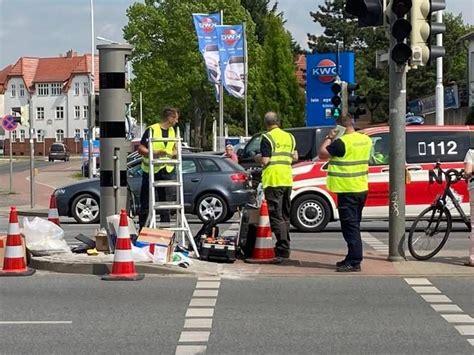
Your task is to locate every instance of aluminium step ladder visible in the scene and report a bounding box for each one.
[145,128,199,257]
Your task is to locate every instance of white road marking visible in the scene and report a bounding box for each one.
[184,318,213,329]
[0,321,72,324]
[185,309,214,318]
[178,332,210,342]
[420,294,452,303]
[431,304,463,313]
[412,286,441,294]
[455,326,474,336]
[195,282,220,289]
[467,339,474,346]
[175,345,207,354]
[196,276,221,281]
[189,298,216,307]
[441,314,474,323]
[193,290,219,297]
[361,232,388,254]
[405,278,432,285]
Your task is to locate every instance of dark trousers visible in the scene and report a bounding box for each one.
[264,186,292,255]
[139,169,175,229]
[337,192,368,266]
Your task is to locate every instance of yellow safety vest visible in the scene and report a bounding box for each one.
[261,128,295,189]
[327,132,372,193]
[141,124,176,174]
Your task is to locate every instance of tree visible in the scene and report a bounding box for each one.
[124,0,258,148]
[240,0,270,44]
[254,13,305,129]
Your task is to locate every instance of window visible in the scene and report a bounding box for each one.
[74,82,80,96]
[11,84,16,97]
[19,84,25,97]
[36,107,45,120]
[56,129,64,142]
[83,105,88,119]
[19,130,25,143]
[74,106,80,119]
[75,129,81,139]
[406,131,470,164]
[83,82,89,95]
[37,83,49,96]
[51,83,62,95]
[182,159,197,174]
[199,159,220,172]
[37,130,44,143]
[11,130,17,141]
[243,135,261,158]
[369,134,390,166]
[56,106,64,120]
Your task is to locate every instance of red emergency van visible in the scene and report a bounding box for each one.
[290,125,473,232]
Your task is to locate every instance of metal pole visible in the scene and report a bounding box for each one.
[139,91,143,137]
[9,131,13,194]
[88,0,95,179]
[388,28,406,261]
[435,10,444,126]
[218,9,224,151]
[243,21,248,137]
[29,101,35,208]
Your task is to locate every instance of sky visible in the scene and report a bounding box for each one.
[1,0,473,68]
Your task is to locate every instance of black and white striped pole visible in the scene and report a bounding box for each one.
[97,44,132,228]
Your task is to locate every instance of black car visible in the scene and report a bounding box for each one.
[54,154,253,224]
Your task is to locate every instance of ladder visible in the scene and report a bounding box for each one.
[146,128,200,257]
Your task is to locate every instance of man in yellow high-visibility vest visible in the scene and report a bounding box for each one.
[137,107,179,229]
[318,113,372,272]
[255,112,298,259]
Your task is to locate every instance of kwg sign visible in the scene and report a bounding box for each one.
[222,30,241,46]
[312,59,338,84]
[199,17,216,33]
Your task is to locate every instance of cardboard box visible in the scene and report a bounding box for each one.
[0,235,27,269]
[137,228,175,264]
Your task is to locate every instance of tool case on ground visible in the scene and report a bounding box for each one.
[200,238,236,263]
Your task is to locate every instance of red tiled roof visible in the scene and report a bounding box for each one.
[1,51,99,93]
[0,65,13,94]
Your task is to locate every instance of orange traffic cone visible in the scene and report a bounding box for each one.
[0,207,35,276]
[245,200,278,264]
[102,209,144,281]
[48,194,61,226]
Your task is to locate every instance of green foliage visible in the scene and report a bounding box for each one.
[307,2,473,124]
[124,0,305,148]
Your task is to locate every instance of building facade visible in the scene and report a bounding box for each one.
[0,50,98,156]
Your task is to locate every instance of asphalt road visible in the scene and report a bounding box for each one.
[0,157,50,174]
[1,274,473,354]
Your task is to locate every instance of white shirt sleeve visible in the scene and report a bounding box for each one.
[464,149,474,164]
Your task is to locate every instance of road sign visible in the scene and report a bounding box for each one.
[1,115,18,132]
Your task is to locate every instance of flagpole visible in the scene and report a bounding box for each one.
[218,9,224,151]
[243,21,248,138]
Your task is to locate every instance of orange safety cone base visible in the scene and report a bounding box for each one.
[102,273,144,281]
[0,268,36,277]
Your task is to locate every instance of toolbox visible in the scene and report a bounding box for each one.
[199,235,237,263]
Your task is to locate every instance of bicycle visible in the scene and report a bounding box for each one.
[407,162,471,260]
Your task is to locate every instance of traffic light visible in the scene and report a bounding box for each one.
[331,81,343,119]
[388,0,413,65]
[410,0,446,66]
[345,0,384,27]
[346,83,367,119]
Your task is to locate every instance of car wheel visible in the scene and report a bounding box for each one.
[71,193,100,224]
[196,193,228,223]
[290,193,331,232]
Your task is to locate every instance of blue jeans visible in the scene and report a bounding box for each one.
[337,192,367,266]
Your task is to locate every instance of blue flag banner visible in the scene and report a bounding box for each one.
[192,13,221,85]
[216,24,246,99]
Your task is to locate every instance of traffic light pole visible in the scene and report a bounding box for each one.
[29,100,35,208]
[388,35,406,261]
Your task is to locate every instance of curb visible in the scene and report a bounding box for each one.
[17,209,49,217]
[30,257,218,276]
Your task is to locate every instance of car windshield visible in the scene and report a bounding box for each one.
[51,145,63,152]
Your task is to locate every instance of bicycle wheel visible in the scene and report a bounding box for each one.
[408,205,452,260]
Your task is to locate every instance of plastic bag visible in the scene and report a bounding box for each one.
[23,217,71,256]
[256,182,264,207]
[131,245,152,262]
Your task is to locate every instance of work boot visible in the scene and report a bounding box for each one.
[336,263,361,272]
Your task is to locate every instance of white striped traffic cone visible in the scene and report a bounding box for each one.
[102,209,144,281]
[48,194,61,226]
[0,207,35,277]
[245,200,278,264]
